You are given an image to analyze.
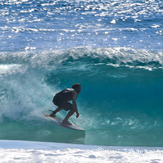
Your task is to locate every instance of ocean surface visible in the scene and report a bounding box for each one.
[0,0,163,147]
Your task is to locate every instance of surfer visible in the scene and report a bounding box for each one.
[50,83,81,125]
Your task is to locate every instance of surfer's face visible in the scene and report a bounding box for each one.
[76,86,81,94]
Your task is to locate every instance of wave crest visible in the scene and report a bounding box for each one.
[1,47,162,70]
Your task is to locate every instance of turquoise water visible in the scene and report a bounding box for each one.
[0,0,163,146]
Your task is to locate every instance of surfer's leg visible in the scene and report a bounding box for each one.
[62,109,75,125]
[50,107,62,117]
[54,107,63,113]
[54,101,73,125]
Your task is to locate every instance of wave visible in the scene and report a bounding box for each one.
[0,47,163,70]
[0,47,163,146]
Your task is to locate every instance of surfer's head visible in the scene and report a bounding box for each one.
[72,83,81,94]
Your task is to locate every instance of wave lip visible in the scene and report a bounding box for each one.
[30,47,163,71]
[0,47,163,70]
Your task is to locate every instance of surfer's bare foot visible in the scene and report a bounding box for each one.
[49,113,56,117]
[62,120,72,125]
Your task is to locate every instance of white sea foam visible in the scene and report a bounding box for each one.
[0,64,22,75]
[0,47,163,70]
[0,140,163,163]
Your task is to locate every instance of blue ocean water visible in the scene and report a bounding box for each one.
[0,0,163,146]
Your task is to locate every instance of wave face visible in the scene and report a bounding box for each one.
[0,48,163,146]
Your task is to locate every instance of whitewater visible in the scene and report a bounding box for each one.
[0,140,163,163]
[0,0,163,162]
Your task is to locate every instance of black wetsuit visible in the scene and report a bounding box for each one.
[52,88,75,111]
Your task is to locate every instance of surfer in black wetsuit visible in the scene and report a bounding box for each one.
[50,83,81,125]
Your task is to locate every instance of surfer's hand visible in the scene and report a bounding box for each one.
[76,112,79,118]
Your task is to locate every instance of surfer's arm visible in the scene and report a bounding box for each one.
[72,92,79,118]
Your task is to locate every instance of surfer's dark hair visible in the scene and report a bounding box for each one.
[72,83,81,90]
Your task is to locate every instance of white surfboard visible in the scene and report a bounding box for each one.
[44,114,84,131]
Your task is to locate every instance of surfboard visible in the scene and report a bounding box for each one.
[44,114,84,131]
